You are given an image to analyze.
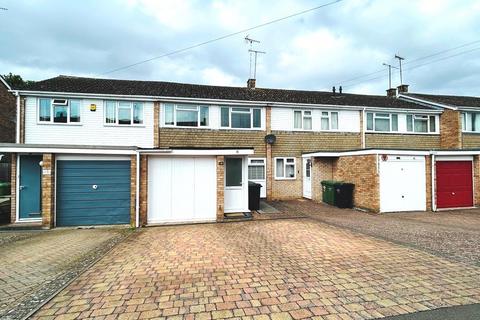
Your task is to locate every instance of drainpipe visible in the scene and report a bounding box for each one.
[361,108,366,149]
[14,91,20,144]
[431,153,436,212]
[135,151,140,228]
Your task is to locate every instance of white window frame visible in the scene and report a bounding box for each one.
[163,104,209,128]
[37,98,82,125]
[320,111,339,131]
[220,107,262,130]
[406,114,437,133]
[274,157,296,180]
[366,112,398,132]
[104,101,144,126]
[293,110,312,130]
[462,112,480,133]
[248,158,266,181]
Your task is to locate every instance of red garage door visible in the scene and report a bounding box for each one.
[436,161,473,209]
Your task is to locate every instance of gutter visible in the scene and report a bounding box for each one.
[14,91,20,143]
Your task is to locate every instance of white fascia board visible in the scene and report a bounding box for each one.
[0,147,136,155]
[457,106,480,112]
[363,106,442,114]
[140,149,254,156]
[303,149,431,158]
[398,94,457,110]
[0,76,12,90]
[432,150,480,156]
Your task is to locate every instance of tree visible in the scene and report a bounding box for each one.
[2,73,34,88]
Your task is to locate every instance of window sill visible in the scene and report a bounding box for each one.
[37,122,83,126]
[104,124,146,128]
[365,131,439,135]
[275,177,296,181]
[162,125,211,129]
[462,131,480,134]
[219,127,264,131]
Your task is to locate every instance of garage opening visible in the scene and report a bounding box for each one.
[436,160,473,209]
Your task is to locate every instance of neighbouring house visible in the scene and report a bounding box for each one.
[1,76,479,229]
[0,76,16,186]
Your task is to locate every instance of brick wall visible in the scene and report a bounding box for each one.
[474,156,480,207]
[10,154,16,223]
[129,155,137,226]
[0,83,15,143]
[216,156,225,221]
[440,110,462,149]
[366,133,440,149]
[462,133,480,149]
[41,153,55,228]
[311,158,334,203]
[139,155,148,226]
[159,128,267,156]
[271,156,303,200]
[153,102,160,148]
[19,97,25,143]
[333,155,380,212]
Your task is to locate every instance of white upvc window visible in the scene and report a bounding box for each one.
[293,110,312,130]
[321,111,339,131]
[275,157,296,180]
[406,114,437,133]
[164,103,209,127]
[366,112,398,132]
[248,158,266,180]
[220,107,261,129]
[38,98,81,124]
[462,112,480,132]
[105,101,144,126]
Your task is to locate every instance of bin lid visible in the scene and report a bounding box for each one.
[248,181,261,187]
[321,180,343,186]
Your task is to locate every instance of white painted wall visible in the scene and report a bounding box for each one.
[271,107,361,132]
[24,97,154,147]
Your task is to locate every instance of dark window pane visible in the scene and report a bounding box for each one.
[253,109,261,128]
[429,116,436,132]
[391,114,398,131]
[133,103,143,124]
[118,107,131,125]
[226,158,242,187]
[221,107,229,127]
[232,112,251,128]
[54,105,68,123]
[39,98,51,122]
[176,109,198,126]
[200,106,209,126]
[366,113,373,130]
[105,101,116,124]
[70,100,80,123]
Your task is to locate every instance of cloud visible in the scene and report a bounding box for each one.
[0,0,479,96]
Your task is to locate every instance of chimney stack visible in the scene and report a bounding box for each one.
[386,88,397,98]
[247,78,256,89]
[339,86,342,94]
[332,86,336,94]
[397,84,409,94]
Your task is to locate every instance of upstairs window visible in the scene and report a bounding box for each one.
[321,111,339,130]
[462,112,480,132]
[275,157,296,180]
[221,107,261,129]
[293,110,312,130]
[406,115,436,133]
[164,104,209,127]
[366,112,398,132]
[105,101,144,125]
[38,98,81,124]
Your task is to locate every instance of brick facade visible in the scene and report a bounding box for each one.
[139,155,148,226]
[129,155,137,226]
[440,110,462,149]
[0,81,15,143]
[216,156,225,221]
[474,156,480,207]
[41,153,55,228]
[311,158,334,203]
[366,133,440,149]
[153,102,160,148]
[462,133,480,149]
[19,97,25,144]
[10,154,16,223]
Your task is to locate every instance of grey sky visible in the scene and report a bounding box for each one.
[0,0,479,96]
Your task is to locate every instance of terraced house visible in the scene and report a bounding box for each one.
[1,75,479,229]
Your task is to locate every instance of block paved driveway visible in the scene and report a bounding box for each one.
[0,229,128,319]
[33,217,480,320]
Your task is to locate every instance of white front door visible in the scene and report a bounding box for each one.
[224,157,248,213]
[148,156,217,224]
[303,157,312,199]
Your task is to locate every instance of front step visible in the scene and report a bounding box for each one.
[223,212,253,221]
[0,222,44,231]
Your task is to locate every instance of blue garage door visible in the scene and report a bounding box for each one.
[56,160,131,226]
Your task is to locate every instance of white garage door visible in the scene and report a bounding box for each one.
[379,155,426,213]
[148,157,217,224]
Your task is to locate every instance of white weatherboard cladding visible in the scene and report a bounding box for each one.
[24,97,154,147]
[270,108,360,132]
[379,155,426,213]
[148,156,217,224]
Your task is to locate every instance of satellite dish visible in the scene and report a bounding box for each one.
[265,134,276,145]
